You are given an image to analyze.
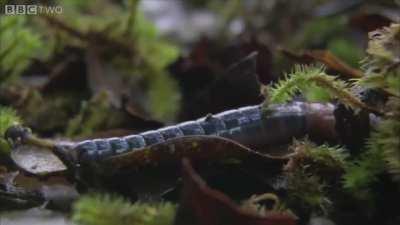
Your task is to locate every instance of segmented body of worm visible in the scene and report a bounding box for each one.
[71,102,335,162]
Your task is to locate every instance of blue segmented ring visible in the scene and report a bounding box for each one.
[123,135,146,149]
[73,102,333,162]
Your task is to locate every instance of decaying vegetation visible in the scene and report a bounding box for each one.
[0,1,399,225]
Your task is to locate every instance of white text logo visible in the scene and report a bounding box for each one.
[5,4,63,15]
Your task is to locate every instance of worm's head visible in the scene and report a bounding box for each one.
[4,125,32,147]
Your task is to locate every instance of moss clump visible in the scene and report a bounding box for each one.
[66,91,112,137]
[284,140,348,215]
[345,24,400,190]
[286,168,332,215]
[66,91,132,137]
[0,15,49,84]
[344,97,400,191]
[328,38,364,68]
[53,1,181,122]
[73,194,176,225]
[0,106,21,154]
[285,140,348,173]
[359,23,400,96]
[266,65,328,104]
[131,11,180,121]
[265,65,371,113]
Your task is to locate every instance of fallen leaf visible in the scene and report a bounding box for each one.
[170,38,271,120]
[11,145,67,176]
[174,158,297,225]
[350,13,394,33]
[103,135,284,174]
[280,49,363,78]
[74,136,286,201]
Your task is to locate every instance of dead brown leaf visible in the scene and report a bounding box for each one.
[103,135,284,174]
[174,158,296,225]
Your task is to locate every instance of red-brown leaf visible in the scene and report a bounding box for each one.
[174,158,297,225]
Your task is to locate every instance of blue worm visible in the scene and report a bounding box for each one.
[73,102,335,162]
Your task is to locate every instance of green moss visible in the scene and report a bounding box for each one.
[303,85,332,103]
[66,91,113,137]
[286,168,332,215]
[343,144,386,198]
[291,16,347,49]
[302,143,348,170]
[1,0,180,124]
[345,104,400,186]
[73,194,176,225]
[133,11,180,121]
[284,140,348,215]
[323,27,398,219]
[16,90,81,134]
[366,24,400,64]
[328,38,364,68]
[265,64,367,112]
[55,1,180,122]
[148,72,181,121]
[0,106,21,154]
[0,15,48,84]
[379,119,400,181]
[345,24,400,188]
[286,139,349,177]
[266,65,327,104]
[358,23,400,96]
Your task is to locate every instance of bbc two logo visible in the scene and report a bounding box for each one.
[4,4,63,15]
